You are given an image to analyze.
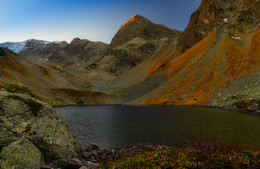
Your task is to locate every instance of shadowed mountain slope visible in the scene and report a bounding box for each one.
[95,15,181,75]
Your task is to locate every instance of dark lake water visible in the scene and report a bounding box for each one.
[56,106,260,149]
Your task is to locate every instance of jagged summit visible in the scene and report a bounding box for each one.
[118,14,150,31]
[111,14,179,47]
[98,15,181,75]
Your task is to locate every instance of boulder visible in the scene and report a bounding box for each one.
[0,90,79,167]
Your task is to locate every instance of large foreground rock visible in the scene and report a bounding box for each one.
[0,90,79,168]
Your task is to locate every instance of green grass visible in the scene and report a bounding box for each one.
[102,148,260,169]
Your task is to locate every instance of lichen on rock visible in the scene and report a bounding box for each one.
[0,90,79,167]
[0,139,41,169]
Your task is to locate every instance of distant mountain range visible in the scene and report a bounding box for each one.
[0,38,108,69]
[0,0,259,112]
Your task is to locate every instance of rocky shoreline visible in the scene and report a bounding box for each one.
[47,142,260,169]
[220,106,260,115]
[45,143,171,169]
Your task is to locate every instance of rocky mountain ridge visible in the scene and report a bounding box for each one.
[0,38,108,69]
[97,15,181,75]
[0,0,259,111]
[177,0,260,52]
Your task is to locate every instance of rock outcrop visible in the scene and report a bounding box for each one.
[177,0,260,52]
[0,90,79,168]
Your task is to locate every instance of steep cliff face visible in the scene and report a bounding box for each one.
[177,0,260,52]
[98,15,181,75]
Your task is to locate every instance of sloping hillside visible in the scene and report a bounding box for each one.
[0,47,111,105]
[95,0,260,112]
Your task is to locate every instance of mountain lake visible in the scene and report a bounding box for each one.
[56,106,260,149]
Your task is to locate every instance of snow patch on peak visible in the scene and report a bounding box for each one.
[0,41,26,53]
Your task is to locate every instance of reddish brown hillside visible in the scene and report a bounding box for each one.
[0,48,29,79]
[139,28,260,106]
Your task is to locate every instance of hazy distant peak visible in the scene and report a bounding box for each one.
[0,41,26,53]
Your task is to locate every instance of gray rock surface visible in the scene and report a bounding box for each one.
[0,90,79,168]
[0,139,41,169]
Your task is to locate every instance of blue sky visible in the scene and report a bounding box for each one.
[0,0,202,43]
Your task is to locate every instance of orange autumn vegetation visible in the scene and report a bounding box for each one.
[224,29,260,80]
[142,28,260,105]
